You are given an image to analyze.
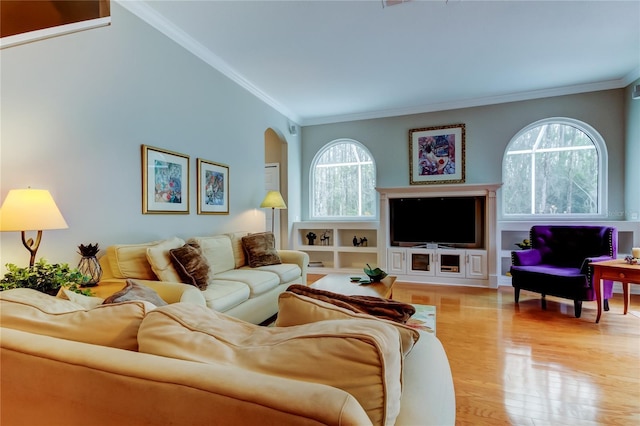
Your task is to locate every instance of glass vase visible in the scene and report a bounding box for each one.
[78,256,102,287]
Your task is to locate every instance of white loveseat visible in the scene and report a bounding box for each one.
[94,232,308,324]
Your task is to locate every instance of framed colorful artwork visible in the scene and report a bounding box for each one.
[141,145,189,214]
[409,123,465,185]
[197,158,229,215]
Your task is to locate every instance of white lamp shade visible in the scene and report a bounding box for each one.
[0,189,68,231]
[260,191,287,209]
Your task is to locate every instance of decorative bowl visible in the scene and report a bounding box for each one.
[364,264,387,282]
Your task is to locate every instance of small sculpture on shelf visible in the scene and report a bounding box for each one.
[320,230,331,246]
[352,236,368,247]
[306,232,317,245]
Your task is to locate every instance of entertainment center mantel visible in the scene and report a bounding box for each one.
[377,183,502,288]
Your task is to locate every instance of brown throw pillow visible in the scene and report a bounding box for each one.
[169,242,210,290]
[103,279,168,307]
[241,232,282,268]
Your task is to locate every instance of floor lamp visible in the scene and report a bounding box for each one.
[0,188,68,267]
[260,190,287,233]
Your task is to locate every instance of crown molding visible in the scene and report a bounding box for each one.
[301,79,631,126]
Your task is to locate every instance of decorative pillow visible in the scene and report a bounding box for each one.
[169,242,210,290]
[277,291,420,357]
[138,303,403,426]
[241,232,281,268]
[56,287,105,309]
[145,237,185,282]
[106,240,163,280]
[0,288,155,351]
[227,231,249,268]
[103,279,168,307]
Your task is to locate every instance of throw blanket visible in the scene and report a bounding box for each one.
[286,284,416,323]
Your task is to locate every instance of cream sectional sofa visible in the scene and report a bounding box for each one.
[94,232,309,324]
[0,288,456,426]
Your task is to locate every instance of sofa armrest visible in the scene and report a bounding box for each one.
[511,249,542,266]
[277,250,309,285]
[95,279,206,306]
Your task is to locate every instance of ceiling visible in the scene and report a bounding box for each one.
[119,0,640,126]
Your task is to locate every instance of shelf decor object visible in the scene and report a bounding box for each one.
[0,188,68,267]
[409,123,465,185]
[77,243,102,286]
[141,145,189,214]
[260,190,287,233]
[197,158,229,215]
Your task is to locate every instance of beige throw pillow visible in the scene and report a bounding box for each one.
[138,303,403,426]
[146,237,185,282]
[241,232,281,268]
[169,242,210,290]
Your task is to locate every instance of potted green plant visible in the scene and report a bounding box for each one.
[0,258,92,296]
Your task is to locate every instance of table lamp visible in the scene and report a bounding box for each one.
[0,188,68,267]
[260,190,287,233]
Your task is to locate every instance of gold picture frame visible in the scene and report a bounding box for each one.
[141,145,189,214]
[409,123,465,185]
[197,158,229,215]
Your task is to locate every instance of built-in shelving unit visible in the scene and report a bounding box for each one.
[377,183,501,288]
[497,220,640,286]
[293,222,380,274]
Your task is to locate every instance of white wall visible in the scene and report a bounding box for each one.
[0,2,300,269]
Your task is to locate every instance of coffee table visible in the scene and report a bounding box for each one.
[310,273,397,299]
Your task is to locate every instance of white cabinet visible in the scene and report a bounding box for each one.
[293,222,379,273]
[387,248,407,275]
[386,247,486,281]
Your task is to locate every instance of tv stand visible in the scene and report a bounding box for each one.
[378,183,501,288]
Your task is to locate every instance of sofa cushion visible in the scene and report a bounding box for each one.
[214,269,279,297]
[241,232,282,268]
[277,291,420,356]
[145,237,185,282]
[227,231,249,268]
[0,288,155,351]
[138,303,403,426]
[103,279,168,307]
[244,262,302,284]
[201,280,250,312]
[169,242,210,290]
[190,235,235,274]
[106,240,162,280]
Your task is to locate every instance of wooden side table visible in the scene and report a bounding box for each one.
[591,259,640,323]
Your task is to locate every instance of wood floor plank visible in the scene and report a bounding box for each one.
[306,275,640,425]
[392,283,640,426]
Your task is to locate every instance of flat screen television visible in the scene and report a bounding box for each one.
[389,196,485,248]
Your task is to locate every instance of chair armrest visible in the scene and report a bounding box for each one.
[277,250,309,285]
[511,249,542,266]
[95,279,206,306]
[581,255,616,276]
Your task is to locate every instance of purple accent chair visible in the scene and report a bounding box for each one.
[510,225,617,318]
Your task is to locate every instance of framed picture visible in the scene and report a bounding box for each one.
[409,123,465,185]
[141,145,189,214]
[197,158,229,215]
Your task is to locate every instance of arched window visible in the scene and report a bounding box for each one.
[311,139,376,219]
[502,117,607,218]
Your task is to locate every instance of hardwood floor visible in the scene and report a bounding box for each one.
[393,283,640,426]
[308,275,640,425]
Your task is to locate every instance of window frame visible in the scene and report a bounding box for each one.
[310,138,378,221]
[501,117,608,221]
